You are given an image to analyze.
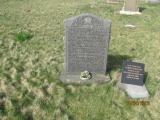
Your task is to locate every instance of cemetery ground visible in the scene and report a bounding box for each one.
[0,0,160,120]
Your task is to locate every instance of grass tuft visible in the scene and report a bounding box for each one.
[15,32,33,42]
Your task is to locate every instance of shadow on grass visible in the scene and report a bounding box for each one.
[139,7,146,12]
[107,54,132,72]
[144,72,148,84]
[107,54,149,84]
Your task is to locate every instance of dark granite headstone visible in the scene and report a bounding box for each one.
[60,13,111,84]
[121,61,145,86]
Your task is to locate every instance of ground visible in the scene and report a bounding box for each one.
[0,0,160,120]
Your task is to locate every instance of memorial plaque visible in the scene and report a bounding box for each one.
[121,61,145,86]
[60,13,111,84]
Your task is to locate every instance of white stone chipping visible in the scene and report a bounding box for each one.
[125,24,136,28]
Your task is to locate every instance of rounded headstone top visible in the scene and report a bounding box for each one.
[64,13,111,27]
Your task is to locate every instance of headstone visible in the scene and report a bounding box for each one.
[60,13,111,84]
[107,0,119,4]
[120,0,141,15]
[119,61,149,98]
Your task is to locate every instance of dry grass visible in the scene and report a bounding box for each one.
[0,0,160,120]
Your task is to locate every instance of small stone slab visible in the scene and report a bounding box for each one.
[148,0,160,3]
[120,11,141,15]
[119,82,149,99]
[60,72,110,85]
[125,24,136,28]
[117,71,149,98]
[106,0,119,4]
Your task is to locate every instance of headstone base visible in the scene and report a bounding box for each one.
[120,10,141,15]
[106,0,119,4]
[60,71,110,85]
[148,0,160,3]
[119,83,149,99]
[117,73,149,99]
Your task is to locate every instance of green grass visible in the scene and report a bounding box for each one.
[15,32,33,42]
[0,0,160,120]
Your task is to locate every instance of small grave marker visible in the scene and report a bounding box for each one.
[120,0,141,15]
[121,61,145,86]
[119,61,149,98]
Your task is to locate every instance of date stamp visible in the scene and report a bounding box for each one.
[127,100,150,106]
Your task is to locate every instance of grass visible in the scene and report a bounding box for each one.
[0,0,160,120]
[15,32,33,42]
